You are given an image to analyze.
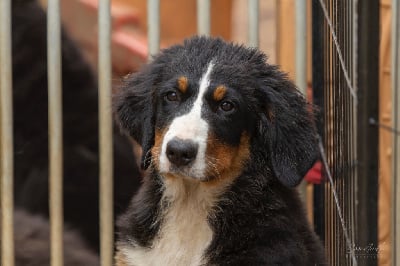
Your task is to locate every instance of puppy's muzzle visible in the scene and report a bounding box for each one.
[166,138,198,167]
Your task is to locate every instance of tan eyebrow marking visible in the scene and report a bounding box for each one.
[177,76,188,93]
[213,85,227,101]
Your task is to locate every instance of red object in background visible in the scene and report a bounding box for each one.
[304,160,323,184]
[61,0,148,74]
[111,31,148,74]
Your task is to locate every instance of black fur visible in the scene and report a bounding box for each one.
[12,0,141,251]
[115,37,325,265]
[206,169,323,265]
[116,175,164,248]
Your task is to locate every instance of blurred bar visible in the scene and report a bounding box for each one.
[47,0,64,265]
[98,0,114,265]
[0,0,15,265]
[295,0,307,95]
[248,0,259,47]
[295,0,307,201]
[392,0,400,264]
[147,0,160,59]
[197,0,211,36]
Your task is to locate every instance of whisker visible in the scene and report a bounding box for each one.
[206,156,221,179]
[143,146,160,168]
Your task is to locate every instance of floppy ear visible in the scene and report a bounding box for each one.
[256,72,319,187]
[113,63,161,170]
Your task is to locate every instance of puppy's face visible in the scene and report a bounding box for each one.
[151,62,254,182]
[115,37,318,187]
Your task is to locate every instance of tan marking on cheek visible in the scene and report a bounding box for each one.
[114,250,129,266]
[177,76,188,93]
[213,85,227,101]
[204,133,250,187]
[151,128,166,170]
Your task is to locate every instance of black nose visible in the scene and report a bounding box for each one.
[166,138,198,167]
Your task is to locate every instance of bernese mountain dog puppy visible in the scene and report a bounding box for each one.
[114,36,326,265]
[12,0,141,252]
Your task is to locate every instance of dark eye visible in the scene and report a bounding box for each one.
[219,101,235,112]
[165,91,179,102]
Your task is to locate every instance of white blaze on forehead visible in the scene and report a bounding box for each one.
[159,62,214,177]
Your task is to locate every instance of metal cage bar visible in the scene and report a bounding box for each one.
[356,2,379,265]
[312,0,326,241]
[98,0,114,265]
[295,0,307,96]
[351,0,358,260]
[248,0,259,47]
[0,0,15,265]
[47,0,64,265]
[295,0,308,202]
[197,0,211,36]
[147,0,160,59]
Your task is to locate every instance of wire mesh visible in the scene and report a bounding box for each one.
[313,0,360,265]
[321,2,358,264]
[314,0,380,265]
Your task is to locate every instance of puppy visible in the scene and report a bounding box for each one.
[11,0,141,250]
[114,36,325,265]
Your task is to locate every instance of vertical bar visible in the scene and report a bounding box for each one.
[295,0,307,202]
[327,2,332,259]
[392,0,400,264]
[98,0,114,265]
[0,0,15,265]
[296,0,307,95]
[197,0,211,36]
[356,1,379,265]
[47,0,64,265]
[351,0,358,260]
[312,0,326,241]
[331,2,338,263]
[248,0,259,47]
[147,0,160,59]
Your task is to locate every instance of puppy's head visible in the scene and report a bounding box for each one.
[114,37,318,187]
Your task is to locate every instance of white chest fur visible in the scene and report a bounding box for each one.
[121,178,225,266]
